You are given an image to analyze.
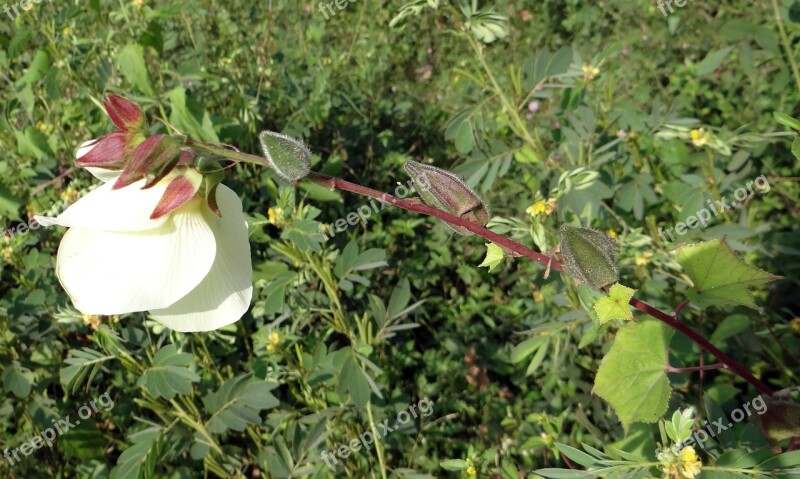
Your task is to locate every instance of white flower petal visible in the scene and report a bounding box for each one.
[56,199,216,315]
[150,185,252,332]
[37,179,172,232]
[85,167,122,183]
[75,139,98,160]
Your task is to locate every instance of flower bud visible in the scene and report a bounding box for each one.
[404,160,490,235]
[150,170,203,219]
[259,130,311,182]
[558,224,619,288]
[113,134,186,190]
[74,133,128,170]
[103,94,145,133]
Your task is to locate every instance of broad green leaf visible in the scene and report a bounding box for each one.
[137,344,200,400]
[593,284,636,323]
[479,243,505,272]
[2,362,32,398]
[676,239,780,309]
[593,320,673,429]
[116,43,155,96]
[204,375,279,433]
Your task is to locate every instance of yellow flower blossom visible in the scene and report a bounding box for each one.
[2,247,13,262]
[790,318,800,333]
[635,251,653,266]
[582,64,600,81]
[606,229,618,239]
[267,331,281,352]
[526,198,557,217]
[133,0,144,8]
[82,314,102,330]
[662,446,702,479]
[268,207,286,228]
[526,201,547,216]
[466,465,477,476]
[690,128,708,147]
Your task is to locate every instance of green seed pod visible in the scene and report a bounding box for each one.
[404,160,490,235]
[259,130,312,182]
[558,224,619,288]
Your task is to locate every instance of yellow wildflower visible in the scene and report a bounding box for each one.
[82,314,101,330]
[267,207,286,228]
[679,446,702,478]
[582,64,600,81]
[690,128,708,147]
[466,465,477,476]
[606,229,618,239]
[635,251,653,267]
[526,198,557,217]
[526,201,547,216]
[662,446,702,479]
[790,318,800,333]
[267,331,281,352]
[133,0,144,8]
[2,247,13,262]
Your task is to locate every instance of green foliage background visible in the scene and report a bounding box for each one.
[0,0,799,478]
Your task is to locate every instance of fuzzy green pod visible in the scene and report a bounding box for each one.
[259,130,312,182]
[559,224,619,288]
[404,160,490,235]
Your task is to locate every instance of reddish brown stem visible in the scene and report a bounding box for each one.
[307,172,774,396]
[665,362,724,373]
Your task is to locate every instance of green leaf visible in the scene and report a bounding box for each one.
[440,459,468,471]
[695,46,734,76]
[137,344,200,400]
[60,420,105,460]
[60,348,115,395]
[593,283,636,323]
[479,243,505,272]
[2,362,32,398]
[593,320,673,429]
[676,239,780,309]
[204,375,279,433]
[259,130,312,182]
[116,43,155,96]
[110,427,164,479]
[792,137,800,161]
[774,111,800,131]
[167,87,219,143]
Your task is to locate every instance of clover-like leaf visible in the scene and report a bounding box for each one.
[593,320,673,429]
[593,283,636,323]
[204,375,279,434]
[676,238,780,309]
[259,130,312,182]
[479,243,505,272]
[137,344,200,400]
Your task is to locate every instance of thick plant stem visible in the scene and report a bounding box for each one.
[771,0,800,93]
[191,142,774,396]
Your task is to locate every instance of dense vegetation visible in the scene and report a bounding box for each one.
[1,1,799,478]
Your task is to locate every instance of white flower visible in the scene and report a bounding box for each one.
[36,170,252,332]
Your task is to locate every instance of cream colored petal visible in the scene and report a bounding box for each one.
[150,185,252,332]
[56,199,216,315]
[85,167,122,183]
[36,178,172,232]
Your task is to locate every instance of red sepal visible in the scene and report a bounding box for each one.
[103,94,144,133]
[75,133,128,169]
